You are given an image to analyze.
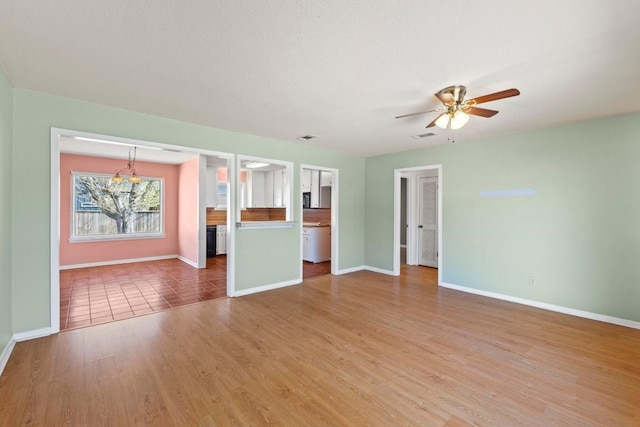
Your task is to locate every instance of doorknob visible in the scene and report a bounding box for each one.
[418,225,423,228]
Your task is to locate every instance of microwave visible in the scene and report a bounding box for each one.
[302,192,311,208]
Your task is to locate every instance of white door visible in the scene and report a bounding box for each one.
[418,176,438,267]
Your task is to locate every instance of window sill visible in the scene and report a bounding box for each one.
[69,233,165,243]
[236,221,296,230]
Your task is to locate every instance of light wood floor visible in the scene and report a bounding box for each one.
[1,266,639,426]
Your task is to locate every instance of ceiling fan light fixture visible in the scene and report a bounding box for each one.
[435,114,450,129]
[450,111,469,130]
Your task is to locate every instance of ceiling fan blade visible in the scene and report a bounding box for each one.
[464,106,499,118]
[435,92,455,105]
[466,88,520,105]
[395,108,442,119]
[426,113,446,128]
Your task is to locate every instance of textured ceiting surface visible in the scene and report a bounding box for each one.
[0,1,639,156]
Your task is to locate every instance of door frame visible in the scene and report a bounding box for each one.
[300,164,339,277]
[50,128,235,334]
[393,165,442,279]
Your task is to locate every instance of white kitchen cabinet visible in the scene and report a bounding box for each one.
[250,171,267,207]
[302,226,331,263]
[320,171,332,187]
[205,166,217,207]
[265,171,275,207]
[273,169,283,207]
[310,170,320,208]
[249,169,288,208]
[216,225,227,255]
[301,169,311,192]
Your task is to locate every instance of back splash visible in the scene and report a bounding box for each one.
[207,208,286,224]
[303,208,331,225]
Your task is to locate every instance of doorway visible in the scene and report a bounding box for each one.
[51,128,235,333]
[301,165,339,279]
[394,165,442,280]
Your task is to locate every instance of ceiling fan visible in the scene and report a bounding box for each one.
[396,85,520,129]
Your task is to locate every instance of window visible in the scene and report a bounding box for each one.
[71,172,164,241]
[236,156,293,227]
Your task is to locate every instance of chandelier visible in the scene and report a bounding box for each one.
[112,147,141,184]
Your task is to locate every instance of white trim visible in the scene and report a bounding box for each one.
[364,265,396,276]
[177,255,199,269]
[232,278,301,297]
[13,327,53,342]
[60,254,178,270]
[440,282,640,331]
[197,154,207,268]
[236,221,297,229]
[0,336,16,376]
[51,129,61,333]
[51,128,236,334]
[226,155,236,297]
[335,265,365,275]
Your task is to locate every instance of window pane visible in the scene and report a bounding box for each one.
[72,173,163,239]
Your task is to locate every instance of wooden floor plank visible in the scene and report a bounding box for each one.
[1,266,639,426]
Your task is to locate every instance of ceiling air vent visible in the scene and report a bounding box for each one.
[412,132,436,139]
[297,134,317,141]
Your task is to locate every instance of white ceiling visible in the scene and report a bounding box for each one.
[1,1,639,157]
[59,136,202,164]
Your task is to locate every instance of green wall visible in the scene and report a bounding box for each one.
[365,112,640,322]
[11,89,365,333]
[0,67,13,350]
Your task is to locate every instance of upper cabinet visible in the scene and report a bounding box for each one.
[238,156,293,224]
[248,168,288,208]
[320,171,332,187]
[303,168,332,209]
[301,169,312,192]
[310,169,320,208]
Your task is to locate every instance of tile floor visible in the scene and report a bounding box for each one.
[60,256,332,331]
[59,256,227,331]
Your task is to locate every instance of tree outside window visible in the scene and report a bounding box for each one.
[71,172,163,240]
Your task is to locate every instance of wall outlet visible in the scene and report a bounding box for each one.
[528,276,536,286]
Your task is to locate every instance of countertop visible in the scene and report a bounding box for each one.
[303,222,330,228]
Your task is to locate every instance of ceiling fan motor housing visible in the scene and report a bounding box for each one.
[438,85,467,105]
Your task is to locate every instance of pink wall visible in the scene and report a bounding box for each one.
[60,154,180,266]
[177,156,200,264]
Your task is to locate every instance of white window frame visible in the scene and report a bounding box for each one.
[70,171,165,242]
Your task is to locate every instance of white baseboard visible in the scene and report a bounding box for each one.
[364,265,396,276]
[0,336,16,376]
[1,327,54,376]
[335,265,365,275]
[177,256,199,268]
[13,327,53,342]
[440,282,640,331]
[60,254,178,270]
[232,278,301,297]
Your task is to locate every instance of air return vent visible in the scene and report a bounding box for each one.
[412,132,436,139]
